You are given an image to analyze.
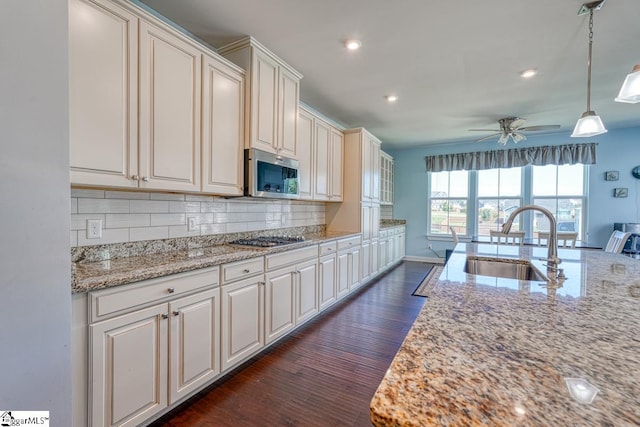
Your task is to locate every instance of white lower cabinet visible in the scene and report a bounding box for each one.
[336,236,362,297]
[319,253,337,310]
[88,268,219,427]
[220,274,264,371]
[264,246,318,344]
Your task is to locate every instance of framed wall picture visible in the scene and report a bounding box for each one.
[605,171,619,181]
[613,188,628,198]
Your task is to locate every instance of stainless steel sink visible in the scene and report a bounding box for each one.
[464,256,547,281]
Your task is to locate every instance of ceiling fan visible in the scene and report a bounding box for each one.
[469,117,561,145]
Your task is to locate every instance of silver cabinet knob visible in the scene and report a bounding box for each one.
[142,176,149,182]
[161,314,169,320]
[131,175,139,180]
[172,311,180,316]
[167,287,175,293]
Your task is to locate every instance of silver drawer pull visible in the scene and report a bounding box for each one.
[167,287,175,293]
[131,175,139,180]
[161,314,169,320]
[172,311,180,316]
[142,176,149,182]
[243,269,250,273]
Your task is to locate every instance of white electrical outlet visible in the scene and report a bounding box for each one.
[87,219,102,239]
[187,217,198,232]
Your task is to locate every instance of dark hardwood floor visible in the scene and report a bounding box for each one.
[148,261,432,427]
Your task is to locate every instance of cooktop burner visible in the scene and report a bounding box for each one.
[230,236,305,248]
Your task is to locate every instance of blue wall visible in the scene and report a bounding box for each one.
[387,126,640,260]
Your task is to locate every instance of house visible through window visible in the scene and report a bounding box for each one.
[428,164,588,239]
[429,170,468,236]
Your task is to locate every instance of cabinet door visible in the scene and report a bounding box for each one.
[318,254,336,310]
[278,67,299,158]
[90,304,167,427]
[362,135,373,200]
[362,205,372,241]
[370,239,379,276]
[297,109,314,199]
[337,251,350,299]
[351,247,361,289]
[202,54,244,195]
[296,259,319,324]
[361,241,371,282]
[139,21,201,192]
[221,277,264,370]
[399,232,406,259]
[313,120,331,200]
[69,0,138,188]
[264,268,296,344]
[379,239,388,269]
[252,51,278,153]
[371,204,380,240]
[168,288,220,404]
[371,140,381,202]
[330,128,344,201]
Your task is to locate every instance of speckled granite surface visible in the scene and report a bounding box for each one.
[380,219,406,228]
[371,243,640,427]
[72,229,358,293]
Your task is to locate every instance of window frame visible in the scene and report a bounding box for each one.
[427,164,589,240]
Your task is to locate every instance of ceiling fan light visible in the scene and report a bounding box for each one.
[512,132,526,143]
[571,111,607,137]
[615,64,640,104]
[498,134,509,145]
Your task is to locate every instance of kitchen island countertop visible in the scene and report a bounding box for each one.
[371,242,640,426]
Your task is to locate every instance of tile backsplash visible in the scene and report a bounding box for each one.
[380,204,393,220]
[71,189,326,247]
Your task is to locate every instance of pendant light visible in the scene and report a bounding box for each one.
[571,1,607,138]
[615,64,640,103]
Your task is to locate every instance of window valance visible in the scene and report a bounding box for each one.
[425,143,597,172]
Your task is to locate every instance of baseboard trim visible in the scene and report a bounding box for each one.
[403,255,445,265]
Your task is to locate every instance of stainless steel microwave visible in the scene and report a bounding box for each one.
[244,148,299,199]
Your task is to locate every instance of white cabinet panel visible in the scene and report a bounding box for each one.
[330,129,344,200]
[278,67,299,158]
[297,109,314,199]
[90,304,167,427]
[314,120,331,200]
[264,267,295,344]
[254,52,278,151]
[202,54,244,195]
[69,0,138,188]
[139,21,201,191]
[319,254,336,310]
[296,259,319,324]
[168,289,220,403]
[221,276,264,370]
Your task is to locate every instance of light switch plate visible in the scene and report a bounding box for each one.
[187,217,198,232]
[87,219,102,239]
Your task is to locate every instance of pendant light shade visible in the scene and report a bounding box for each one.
[571,1,607,138]
[615,64,640,104]
[571,111,607,137]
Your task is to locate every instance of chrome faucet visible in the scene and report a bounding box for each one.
[501,205,561,269]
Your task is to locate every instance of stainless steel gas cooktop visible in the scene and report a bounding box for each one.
[230,236,305,248]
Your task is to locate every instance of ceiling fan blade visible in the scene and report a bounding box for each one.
[519,125,561,132]
[468,129,501,132]
[510,118,527,130]
[475,133,501,142]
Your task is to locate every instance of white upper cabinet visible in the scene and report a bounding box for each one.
[219,37,302,159]
[380,151,394,205]
[69,0,138,188]
[297,108,314,199]
[138,21,201,192]
[298,106,344,202]
[201,54,245,196]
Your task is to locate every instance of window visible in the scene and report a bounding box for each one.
[477,167,522,236]
[429,170,468,236]
[531,164,585,238]
[428,164,588,239]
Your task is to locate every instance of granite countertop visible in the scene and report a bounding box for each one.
[380,219,407,229]
[72,231,358,293]
[371,242,640,426]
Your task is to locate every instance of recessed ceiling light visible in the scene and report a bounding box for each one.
[520,68,538,78]
[345,39,362,50]
[385,95,398,103]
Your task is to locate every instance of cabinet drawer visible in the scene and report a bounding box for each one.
[221,257,264,284]
[265,245,318,271]
[337,236,362,251]
[319,241,337,257]
[89,266,219,322]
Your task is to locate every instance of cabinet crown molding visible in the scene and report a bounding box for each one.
[218,35,303,80]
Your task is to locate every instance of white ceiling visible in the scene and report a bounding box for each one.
[138,0,640,149]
